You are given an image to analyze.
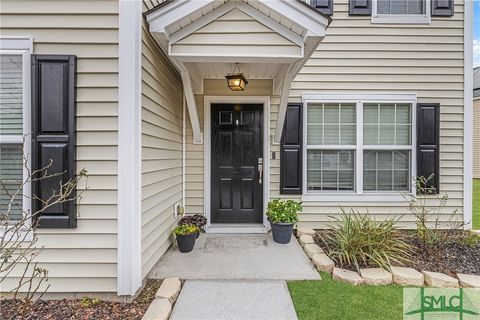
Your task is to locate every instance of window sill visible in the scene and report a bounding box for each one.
[302,193,411,203]
[371,14,431,24]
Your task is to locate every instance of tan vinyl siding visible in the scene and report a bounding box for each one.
[0,0,119,292]
[474,98,480,179]
[170,8,302,58]
[185,0,465,228]
[140,16,183,278]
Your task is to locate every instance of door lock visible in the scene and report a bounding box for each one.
[258,158,263,184]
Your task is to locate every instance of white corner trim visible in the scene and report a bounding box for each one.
[463,0,473,230]
[203,96,271,233]
[117,0,142,296]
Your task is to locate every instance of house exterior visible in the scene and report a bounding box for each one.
[0,0,473,297]
[474,67,480,179]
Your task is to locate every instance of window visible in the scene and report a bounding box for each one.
[0,37,32,222]
[306,103,356,192]
[372,0,431,24]
[304,95,416,201]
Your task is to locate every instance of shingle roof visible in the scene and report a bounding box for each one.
[474,67,480,98]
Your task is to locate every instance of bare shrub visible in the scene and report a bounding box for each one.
[1,142,87,302]
[403,175,464,249]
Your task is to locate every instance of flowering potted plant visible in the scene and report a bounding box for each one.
[173,224,199,253]
[178,214,207,238]
[266,199,302,244]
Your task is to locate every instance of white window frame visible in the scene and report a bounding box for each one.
[0,36,33,240]
[371,0,431,24]
[302,93,417,202]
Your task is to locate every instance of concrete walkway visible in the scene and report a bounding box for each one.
[170,280,298,320]
[150,233,317,319]
[150,233,320,280]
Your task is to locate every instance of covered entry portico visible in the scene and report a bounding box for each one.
[146,0,330,231]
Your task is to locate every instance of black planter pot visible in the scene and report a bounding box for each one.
[176,233,197,253]
[271,222,294,244]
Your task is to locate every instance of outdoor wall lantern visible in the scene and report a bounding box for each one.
[226,63,248,91]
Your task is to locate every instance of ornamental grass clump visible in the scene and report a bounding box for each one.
[319,209,412,273]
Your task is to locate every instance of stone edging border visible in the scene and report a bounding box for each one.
[296,227,480,288]
[142,277,182,320]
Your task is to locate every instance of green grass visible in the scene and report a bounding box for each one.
[288,272,404,320]
[474,179,480,230]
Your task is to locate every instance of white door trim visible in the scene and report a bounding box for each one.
[204,96,270,233]
[117,0,142,296]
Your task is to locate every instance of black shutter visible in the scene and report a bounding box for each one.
[431,0,454,17]
[31,55,77,228]
[280,103,303,194]
[311,0,333,16]
[416,103,440,194]
[349,0,371,15]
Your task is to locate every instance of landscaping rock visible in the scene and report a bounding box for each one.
[457,274,480,288]
[333,268,364,286]
[303,244,323,259]
[423,271,459,288]
[142,298,171,320]
[312,253,334,273]
[359,268,393,285]
[155,277,181,303]
[390,267,424,286]
[296,227,315,237]
[299,235,315,247]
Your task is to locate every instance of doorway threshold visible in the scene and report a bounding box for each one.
[206,224,269,234]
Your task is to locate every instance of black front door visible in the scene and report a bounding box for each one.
[211,104,263,224]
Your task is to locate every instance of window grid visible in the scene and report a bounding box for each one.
[307,150,355,192]
[0,46,31,223]
[307,103,357,192]
[305,100,414,195]
[364,103,412,145]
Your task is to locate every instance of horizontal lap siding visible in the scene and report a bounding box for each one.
[474,99,480,179]
[170,8,302,58]
[185,0,465,229]
[283,0,466,229]
[0,0,119,292]
[141,16,183,278]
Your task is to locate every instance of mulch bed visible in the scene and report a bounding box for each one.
[313,231,480,277]
[0,279,162,320]
[400,231,480,277]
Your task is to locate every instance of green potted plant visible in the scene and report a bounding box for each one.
[266,199,302,244]
[178,214,207,238]
[173,224,199,253]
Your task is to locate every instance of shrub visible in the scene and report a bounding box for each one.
[173,224,199,236]
[81,297,102,308]
[178,214,207,229]
[266,199,302,223]
[403,175,464,248]
[319,209,412,272]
